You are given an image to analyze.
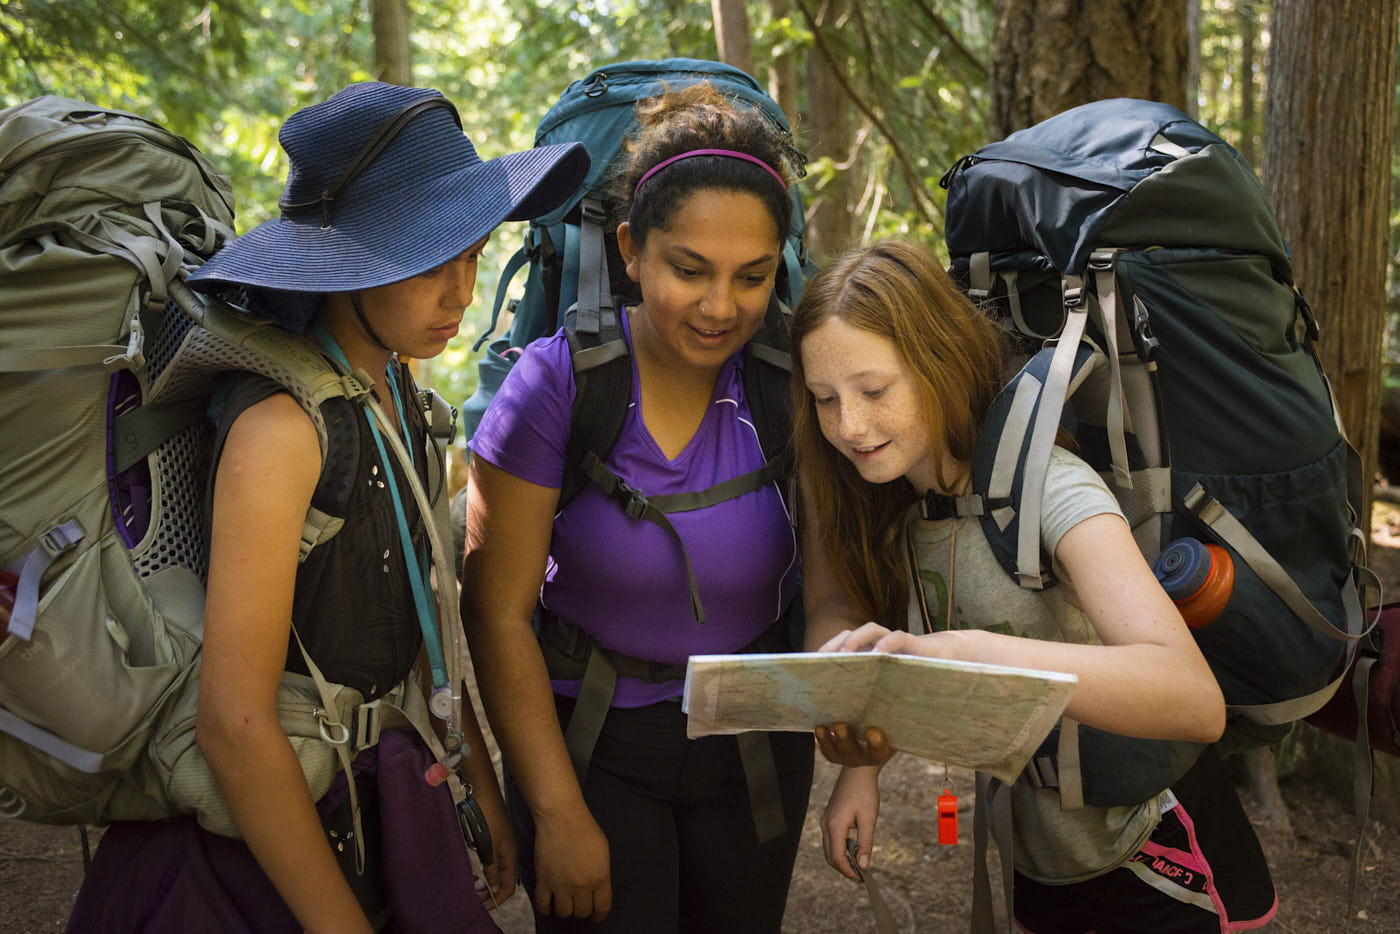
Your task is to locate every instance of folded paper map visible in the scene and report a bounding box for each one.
[683,652,1077,784]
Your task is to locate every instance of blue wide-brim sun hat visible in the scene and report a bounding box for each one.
[188,82,589,325]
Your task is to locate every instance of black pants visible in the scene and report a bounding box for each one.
[506,694,814,934]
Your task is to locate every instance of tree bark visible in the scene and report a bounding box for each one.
[991,0,1188,137]
[803,0,853,260]
[1185,0,1200,119]
[371,0,412,87]
[1264,0,1400,529]
[712,0,756,78]
[1237,2,1257,168]
[767,0,799,121]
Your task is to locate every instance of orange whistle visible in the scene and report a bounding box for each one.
[938,790,958,845]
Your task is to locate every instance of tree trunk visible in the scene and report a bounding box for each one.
[371,0,412,87]
[712,0,756,78]
[1264,0,1400,530]
[803,0,853,261]
[1237,2,1257,168]
[991,0,1188,137]
[1185,0,1200,119]
[767,0,799,121]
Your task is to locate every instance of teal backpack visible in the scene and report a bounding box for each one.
[937,98,1373,811]
[460,58,814,443]
[0,97,471,858]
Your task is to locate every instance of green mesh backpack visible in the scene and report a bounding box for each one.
[0,96,469,850]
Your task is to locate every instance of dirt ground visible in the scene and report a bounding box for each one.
[7,514,1400,932]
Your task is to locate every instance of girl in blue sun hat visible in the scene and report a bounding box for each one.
[66,81,589,934]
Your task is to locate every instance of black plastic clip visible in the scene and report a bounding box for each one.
[580,199,608,227]
[610,480,650,520]
[1295,290,1320,343]
[1131,296,1160,363]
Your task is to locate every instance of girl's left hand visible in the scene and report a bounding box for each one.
[821,766,882,881]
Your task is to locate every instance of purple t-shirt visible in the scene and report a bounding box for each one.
[470,310,799,707]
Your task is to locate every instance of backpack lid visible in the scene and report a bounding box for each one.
[944,98,1284,276]
[530,58,799,231]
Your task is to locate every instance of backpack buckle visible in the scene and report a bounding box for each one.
[580,198,607,228]
[1131,295,1160,362]
[1295,291,1320,342]
[610,480,650,520]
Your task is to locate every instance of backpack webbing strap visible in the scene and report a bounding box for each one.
[578,452,780,626]
[781,241,806,306]
[735,731,787,843]
[0,699,103,775]
[4,518,84,643]
[1087,249,1131,489]
[844,839,899,934]
[538,612,793,842]
[970,772,1015,934]
[111,397,208,473]
[1016,294,1089,588]
[298,507,346,564]
[476,244,530,351]
[1184,483,1370,649]
[575,197,613,337]
[292,623,367,875]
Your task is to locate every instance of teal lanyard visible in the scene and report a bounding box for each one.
[310,324,449,692]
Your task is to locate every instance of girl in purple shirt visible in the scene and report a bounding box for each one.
[461,83,818,932]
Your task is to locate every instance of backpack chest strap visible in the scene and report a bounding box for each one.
[579,451,780,626]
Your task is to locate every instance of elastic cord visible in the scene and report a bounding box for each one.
[634,148,786,195]
[349,292,393,352]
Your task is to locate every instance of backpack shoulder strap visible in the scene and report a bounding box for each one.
[743,293,797,512]
[958,340,1107,590]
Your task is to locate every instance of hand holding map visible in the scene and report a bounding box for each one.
[683,651,1077,784]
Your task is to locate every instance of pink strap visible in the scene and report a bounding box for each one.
[635,148,787,195]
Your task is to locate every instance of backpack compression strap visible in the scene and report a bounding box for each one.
[538,609,794,844]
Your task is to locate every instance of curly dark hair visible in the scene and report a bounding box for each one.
[610,82,801,248]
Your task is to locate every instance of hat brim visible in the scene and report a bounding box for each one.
[189,141,589,294]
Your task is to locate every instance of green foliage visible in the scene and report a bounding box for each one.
[792,0,994,259]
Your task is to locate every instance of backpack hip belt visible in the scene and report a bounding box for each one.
[537,610,792,843]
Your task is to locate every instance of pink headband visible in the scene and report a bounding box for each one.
[634,148,787,195]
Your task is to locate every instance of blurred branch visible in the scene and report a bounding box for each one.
[909,0,987,78]
[793,0,939,224]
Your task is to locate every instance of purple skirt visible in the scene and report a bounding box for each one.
[66,729,501,934]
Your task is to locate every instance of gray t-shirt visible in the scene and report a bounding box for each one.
[906,446,1166,883]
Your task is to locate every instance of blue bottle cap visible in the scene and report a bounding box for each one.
[1153,538,1212,600]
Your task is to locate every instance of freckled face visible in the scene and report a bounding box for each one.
[801,316,943,493]
[618,189,781,376]
[356,236,488,359]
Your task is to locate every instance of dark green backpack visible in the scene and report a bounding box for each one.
[938,98,1371,809]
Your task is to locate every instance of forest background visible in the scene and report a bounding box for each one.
[4,0,1400,929]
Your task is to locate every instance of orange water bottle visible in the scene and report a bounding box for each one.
[1152,538,1234,629]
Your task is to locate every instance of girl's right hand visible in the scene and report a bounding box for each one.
[821,765,882,881]
[533,804,612,921]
